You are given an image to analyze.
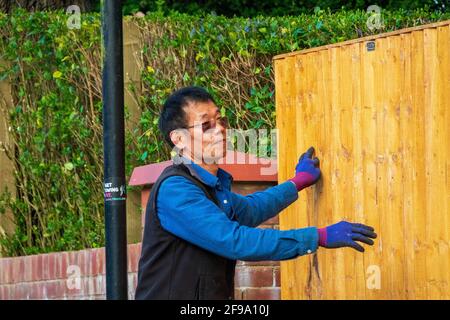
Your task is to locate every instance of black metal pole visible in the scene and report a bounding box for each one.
[101,0,128,300]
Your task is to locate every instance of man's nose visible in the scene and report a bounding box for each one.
[213,121,226,134]
[211,124,226,140]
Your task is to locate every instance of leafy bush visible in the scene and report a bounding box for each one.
[0,10,105,255]
[122,0,449,16]
[0,8,449,256]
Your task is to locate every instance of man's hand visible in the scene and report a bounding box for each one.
[318,221,377,252]
[289,146,321,191]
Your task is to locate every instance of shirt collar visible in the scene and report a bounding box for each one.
[174,156,233,189]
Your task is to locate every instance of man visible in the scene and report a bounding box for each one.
[135,86,377,300]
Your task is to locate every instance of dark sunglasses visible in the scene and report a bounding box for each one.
[186,116,229,132]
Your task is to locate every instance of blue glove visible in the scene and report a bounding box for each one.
[318,221,377,252]
[289,146,321,191]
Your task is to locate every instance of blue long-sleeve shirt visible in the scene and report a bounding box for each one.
[156,160,318,261]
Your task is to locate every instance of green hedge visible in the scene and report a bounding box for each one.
[122,0,449,16]
[0,8,449,256]
[0,10,105,256]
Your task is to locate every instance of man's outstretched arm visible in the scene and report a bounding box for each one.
[231,147,321,227]
[157,176,377,259]
[157,176,319,261]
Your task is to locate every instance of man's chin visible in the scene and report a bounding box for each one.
[203,149,227,164]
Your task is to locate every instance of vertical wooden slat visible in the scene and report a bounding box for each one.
[373,37,392,298]
[328,46,347,299]
[295,52,310,299]
[323,47,336,299]
[315,49,331,300]
[292,54,310,300]
[302,51,324,299]
[377,38,389,297]
[337,44,357,299]
[319,48,337,300]
[385,35,406,298]
[435,25,449,298]
[438,25,450,299]
[445,24,450,299]
[411,30,428,299]
[399,32,415,299]
[360,39,383,300]
[349,42,366,299]
[423,28,441,299]
[442,25,450,299]
[275,57,289,299]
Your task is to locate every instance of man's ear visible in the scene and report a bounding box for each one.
[169,128,190,150]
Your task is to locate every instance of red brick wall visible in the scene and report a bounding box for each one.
[232,182,280,300]
[0,244,139,300]
[0,181,281,300]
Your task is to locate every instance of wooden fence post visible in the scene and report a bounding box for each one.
[0,59,16,255]
[123,19,144,244]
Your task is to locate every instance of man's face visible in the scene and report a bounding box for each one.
[173,100,228,164]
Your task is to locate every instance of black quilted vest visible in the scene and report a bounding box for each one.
[135,163,236,300]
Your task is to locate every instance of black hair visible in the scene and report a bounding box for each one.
[158,86,215,147]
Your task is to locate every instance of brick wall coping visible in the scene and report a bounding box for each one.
[129,151,278,186]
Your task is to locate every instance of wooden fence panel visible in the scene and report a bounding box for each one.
[274,21,450,300]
